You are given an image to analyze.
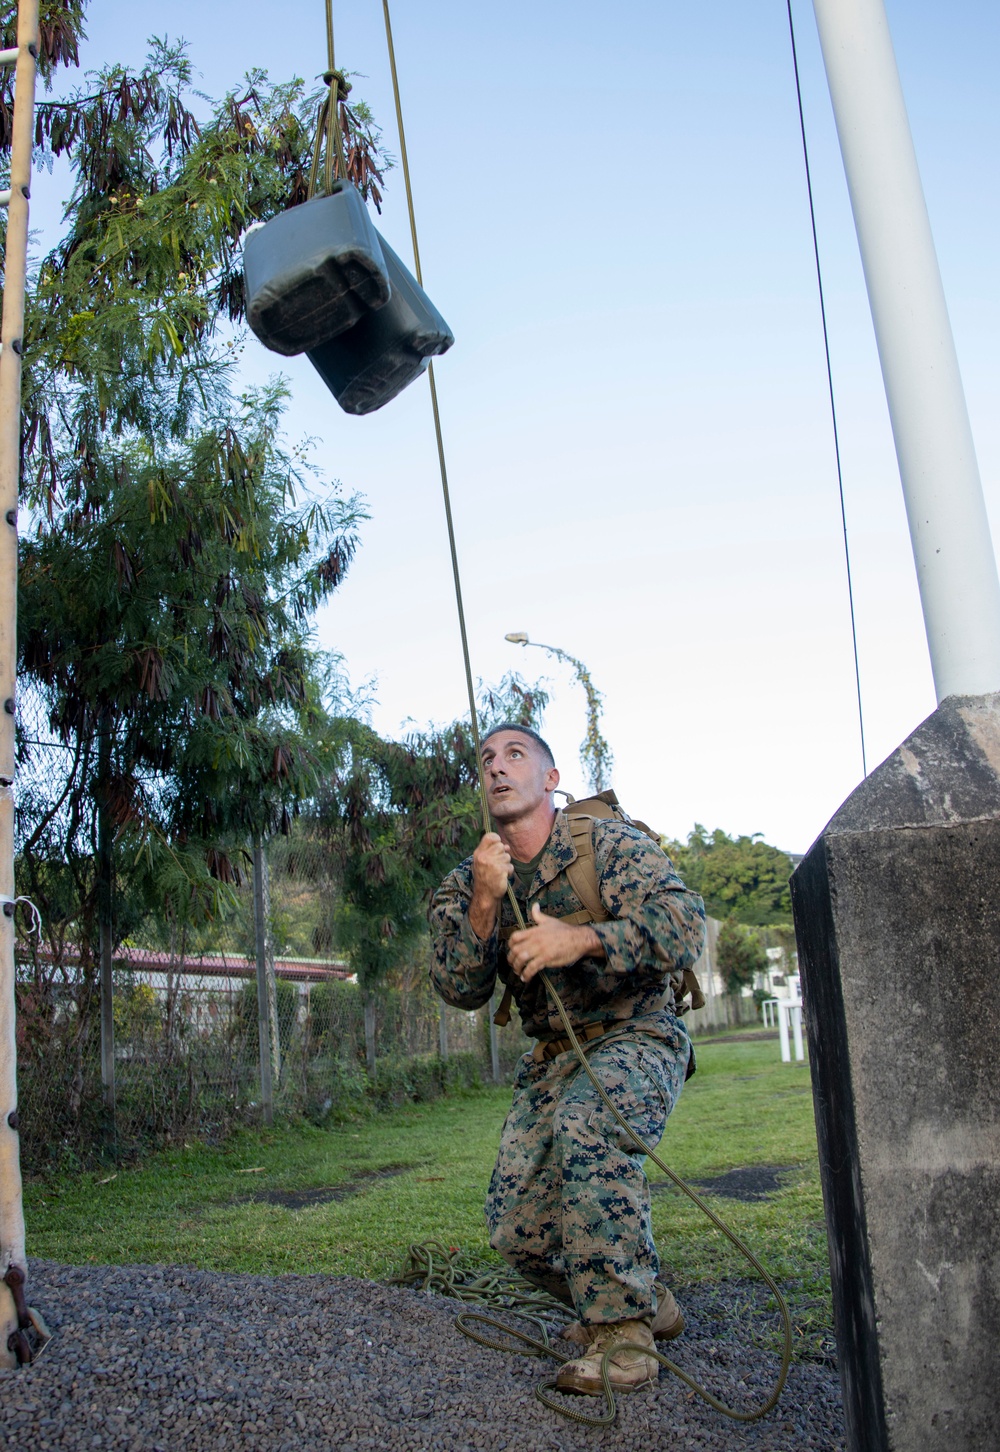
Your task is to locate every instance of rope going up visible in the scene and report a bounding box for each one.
[307,0,351,200]
[380,0,523,931]
[378,0,791,1425]
[785,0,867,778]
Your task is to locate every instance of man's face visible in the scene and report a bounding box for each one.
[481,731,559,824]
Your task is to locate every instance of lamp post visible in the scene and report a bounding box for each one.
[504,633,613,793]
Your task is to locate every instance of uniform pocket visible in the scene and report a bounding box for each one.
[576,1041,672,1154]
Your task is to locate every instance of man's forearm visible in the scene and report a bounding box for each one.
[468,888,500,942]
[578,924,606,961]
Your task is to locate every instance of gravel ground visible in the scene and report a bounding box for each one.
[1,1260,845,1450]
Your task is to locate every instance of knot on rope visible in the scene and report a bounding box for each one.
[322,69,352,102]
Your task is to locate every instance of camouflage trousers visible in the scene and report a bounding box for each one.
[485,1028,690,1325]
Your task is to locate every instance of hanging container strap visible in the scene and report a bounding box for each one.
[307,0,351,199]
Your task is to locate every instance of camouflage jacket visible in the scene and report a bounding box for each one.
[429,810,706,1041]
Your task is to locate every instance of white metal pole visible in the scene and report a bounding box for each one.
[778,1003,792,1064]
[0,0,39,1369]
[812,0,1000,702]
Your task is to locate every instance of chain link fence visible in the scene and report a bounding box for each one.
[12,686,530,1173]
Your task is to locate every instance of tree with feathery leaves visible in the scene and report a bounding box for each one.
[313,679,547,1077]
[3,1,391,1126]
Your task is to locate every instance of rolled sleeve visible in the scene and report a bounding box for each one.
[428,865,500,1010]
[589,830,706,980]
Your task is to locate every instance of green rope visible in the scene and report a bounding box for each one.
[381,0,524,929]
[307,0,350,200]
[378,0,792,1426]
[389,1241,569,1330]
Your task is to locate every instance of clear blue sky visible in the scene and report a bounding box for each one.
[38,2,1000,852]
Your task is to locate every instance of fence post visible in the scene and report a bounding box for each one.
[252,840,280,1125]
[489,997,500,1084]
[438,998,448,1060]
[363,994,376,1081]
[97,718,115,1119]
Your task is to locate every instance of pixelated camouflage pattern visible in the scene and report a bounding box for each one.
[486,1028,690,1323]
[429,809,706,1041]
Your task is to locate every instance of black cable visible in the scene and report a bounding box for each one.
[786,0,867,778]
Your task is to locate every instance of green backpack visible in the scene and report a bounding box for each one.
[493,789,706,1027]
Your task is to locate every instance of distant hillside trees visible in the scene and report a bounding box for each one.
[715,916,769,994]
[316,679,548,995]
[666,824,794,927]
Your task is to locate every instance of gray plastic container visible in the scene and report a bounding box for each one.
[307,232,454,415]
[243,183,390,357]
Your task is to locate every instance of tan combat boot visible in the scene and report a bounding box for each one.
[555,1318,659,1396]
[650,1282,685,1340]
[561,1280,684,1345]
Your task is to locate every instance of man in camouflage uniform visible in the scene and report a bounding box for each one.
[429,724,705,1395]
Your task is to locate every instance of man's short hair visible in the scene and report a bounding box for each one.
[481,722,555,768]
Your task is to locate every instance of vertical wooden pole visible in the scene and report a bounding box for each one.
[0,0,39,1369]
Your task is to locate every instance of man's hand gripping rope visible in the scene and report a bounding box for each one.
[468,832,603,980]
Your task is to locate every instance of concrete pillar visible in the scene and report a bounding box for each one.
[791,693,1000,1451]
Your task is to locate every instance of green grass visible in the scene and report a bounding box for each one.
[649,1040,831,1355]
[24,1039,831,1353]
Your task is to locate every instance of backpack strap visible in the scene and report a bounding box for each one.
[681,966,706,1011]
[492,819,605,1027]
[491,814,706,1030]
[563,816,610,924]
[493,983,514,1027]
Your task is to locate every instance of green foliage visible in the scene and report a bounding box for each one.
[667,824,794,926]
[112,978,158,1038]
[0,2,87,91]
[315,676,547,991]
[7,8,400,1169]
[233,977,300,1035]
[10,15,393,972]
[364,1051,481,1111]
[307,977,360,1043]
[752,985,774,1016]
[19,382,363,866]
[528,642,612,793]
[716,916,769,994]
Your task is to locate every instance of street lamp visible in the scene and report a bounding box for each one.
[504,632,613,794]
